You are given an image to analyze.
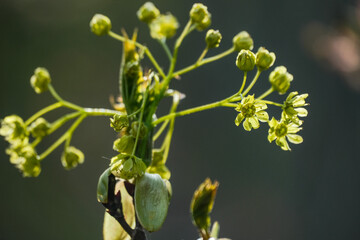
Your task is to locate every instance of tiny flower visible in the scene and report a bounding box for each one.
[268,117,303,151]
[61,146,85,170]
[282,91,309,124]
[137,2,160,23]
[29,117,50,138]
[90,14,112,36]
[269,66,293,94]
[234,95,269,131]
[0,115,28,143]
[205,29,222,49]
[110,114,129,132]
[190,3,211,30]
[110,154,146,180]
[233,31,254,51]
[30,67,51,94]
[236,50,256,72]
[113,135,135,154]
[255,47,276,71]
[130,121,147,139]
[149,14,179,39]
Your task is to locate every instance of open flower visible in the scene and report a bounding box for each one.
[234,95,269,131]
[268,117,303,151]
[282,91,309,124]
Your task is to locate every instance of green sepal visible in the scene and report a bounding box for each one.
[97,168,112,204]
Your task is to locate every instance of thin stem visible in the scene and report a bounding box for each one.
[25,102,62,126]
[39,114,86,161]
[31,138,42,148]
[257,87,274,100]
[261,100,283,107]
[241,69,261,96]
[47,112,82,135]
[196,47,208,63]
[172,47,235,77]
[132,90,148,156]
[222,103,238,107]
[84,108,121,117]
[108,31,166,78]
[158,39,173,61]
[153,120,169,141]
[48,84,84,111]
[238,72,247,94]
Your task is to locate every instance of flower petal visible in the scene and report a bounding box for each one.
[286,134,303,144]
[287,126,302,134]
[235,113,245,126]
[276,137,290,151]
[254,101,267,111]
[268,132,276,143]
[243,118,252,131]
[248,117,259,129]
[268,117,278,128]
[256,111,269,122]
[295,107,308,117]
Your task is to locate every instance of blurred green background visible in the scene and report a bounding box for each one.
[1,0,360,239]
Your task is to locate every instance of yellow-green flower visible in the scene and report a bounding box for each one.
[110,154,146,180]
[268,117,303,151]
[282,91,309,124]
[0,115,28,143]
[149,14,179,39]
[235,95,269,131]
[61,146,85,170]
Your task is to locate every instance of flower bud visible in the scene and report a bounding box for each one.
[149,14,179,39]
[255,47,276,71]
[232,31,254,51]
[110,114,129,132]
[113,135,135,154]
[17,146,41,177]
[61,146,85,170]
[269,66,293,94]
[130,121,147,139]
[206,29,222,49]
[190,3,212,31]
[110,155,146,180]
[29,118,50,138]
[0,115,28,143]
[236,50,256,72]
[90,14,112,36]
[30,67,51,94]
[137,2,160,23]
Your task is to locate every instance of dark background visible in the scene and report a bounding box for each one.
[1,0,360,239]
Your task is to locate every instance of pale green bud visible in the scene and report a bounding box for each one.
[232,31,254,51]
[110,155,146,180]
[0,115,28,143]
[137,2,160,23]
[130,121,147,139]
[236,50,256,72]
[61,146,85,170]
[90,14,112,36]
[189,3,211,31]
[149,14,179,39]
[269,66,293,94]
[29,118,50,138]
[110,114,129,132]
[17,146,41,177]
[206,29,222,49]
[113,135,135,154]
[255,47,276,71]
[30,67,51,94]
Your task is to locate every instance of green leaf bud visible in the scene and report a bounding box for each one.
[135,173,170,232]
[61,146,85,170]
[205,29,222,49]
[110,114,129,132]
[232,31,254,51]
[0,115,28,143]
[236,50,256,72]
[137,2,160,23]
[97,168,111,204]
[90,14,112,36]
[269,66,293,95]
[113,135,135,154]
[130,121,147,139]
[30,67,51,94]
[190,3,211,31]
[255,47,276,71]
[29,117,50,138]
[191,178,219,233]
[149,14,179,39]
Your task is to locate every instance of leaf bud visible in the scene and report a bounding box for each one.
[30,67,51,94]
[190,178,219,232]
[149,14,179,39]
[61,146,85,170]
[0,115,28,143]
[130,121,147,139]
[232,31,254,51]
[110,114,129,132]
[269,66,293,94]
[137,2,160,23]
[255,47,276,71]
[29,117,50,138]
[236,50,256,72]
[90,14,112,36]
[113,135,135,154]
[205,29,222,49]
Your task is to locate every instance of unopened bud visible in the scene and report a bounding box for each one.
[110,114,129,132]
[130,121,147,139]
[236,50,256,72]
[232,31,254,51]
[190,3,211,31]
[30,67,51,94]
[149,14,179,39]
[61,146,85,170]
[269,66,293,94]
[113,135,135,154]
[206,29,222,49]
[137,2,160,23]
[90,14,112,36]
[29,118,50,138]
[255,47,276,71]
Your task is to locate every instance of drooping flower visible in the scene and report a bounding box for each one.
[234,95,269,131]
[267,117,303,151]
[0,115,28,143]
